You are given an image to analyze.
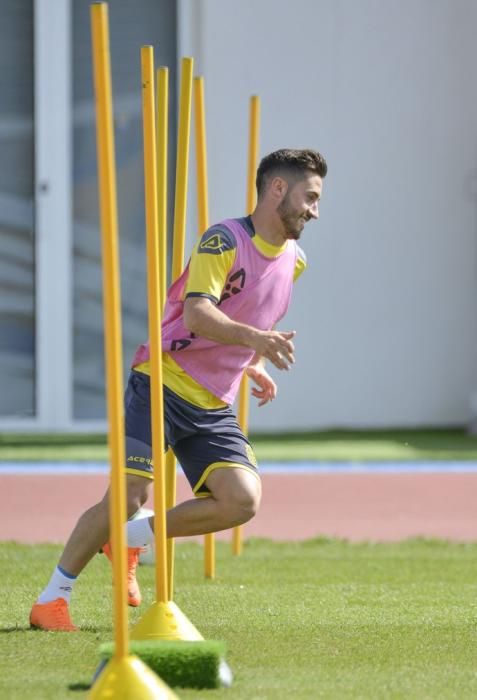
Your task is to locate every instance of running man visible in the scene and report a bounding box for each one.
[30,148,327,631]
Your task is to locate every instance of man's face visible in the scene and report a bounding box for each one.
[277,173,323,240]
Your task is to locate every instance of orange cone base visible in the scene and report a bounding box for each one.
[87,655,178,699]
[130,600,203,642]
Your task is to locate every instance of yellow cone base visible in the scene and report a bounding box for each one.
[88,655,178,699]
[130,601,204,641]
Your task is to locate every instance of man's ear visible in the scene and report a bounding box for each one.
[269,176,288,201]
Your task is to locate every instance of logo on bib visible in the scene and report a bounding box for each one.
[219,268,246,304]
[245,443,257,467]
[200,234,223,252]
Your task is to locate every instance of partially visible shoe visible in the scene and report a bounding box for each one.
[30,598,78,632]
[102,542,142,607]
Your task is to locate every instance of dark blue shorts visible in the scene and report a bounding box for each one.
[124,370,259,495]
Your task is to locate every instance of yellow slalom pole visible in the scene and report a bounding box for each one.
[193,76,215,579]
[246,97,260,233]
[232,95,261,557]
[130,48,201,643]
[88,6,175,699]
[91,0,128,662]
[157,67,177,603]
[166,56,194,601]
[171,57,194,282]
[194,77,209,234]
[156,67,168,305]
[142,46,169,607]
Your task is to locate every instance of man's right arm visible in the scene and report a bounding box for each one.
[183,297,295,371]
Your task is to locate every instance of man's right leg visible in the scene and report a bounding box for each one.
[30,474,151,631]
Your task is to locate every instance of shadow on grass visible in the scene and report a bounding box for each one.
[243,535,477,548]
[68,682,92,692]
[0,625,31,633]
[0,624,113,634]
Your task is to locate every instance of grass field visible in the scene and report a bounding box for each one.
[1,428,477,462]
[1,538,476,699]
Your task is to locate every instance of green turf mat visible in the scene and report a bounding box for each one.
[98,639,227,688]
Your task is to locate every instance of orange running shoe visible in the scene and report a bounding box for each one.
[102,543,142,607]
[30,598,78,632]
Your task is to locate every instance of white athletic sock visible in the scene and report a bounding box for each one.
[37,566,77,604]
[127,515,155,547]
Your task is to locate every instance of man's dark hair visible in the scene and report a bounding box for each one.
[256,148,328,197]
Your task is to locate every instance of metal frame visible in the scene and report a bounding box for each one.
[0,0,72,432]
[34,0,73,430]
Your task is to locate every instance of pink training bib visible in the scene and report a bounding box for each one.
[132,217,297,404]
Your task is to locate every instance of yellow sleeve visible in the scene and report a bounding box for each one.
[293,245,307,282]
[185,226,237,303]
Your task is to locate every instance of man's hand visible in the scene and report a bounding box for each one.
[183,297,296,370]
[246,363,278,407]
[249,330,296,370]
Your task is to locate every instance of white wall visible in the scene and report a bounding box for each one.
[179,0,477,430]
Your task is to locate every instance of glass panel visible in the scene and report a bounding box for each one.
[0,1,35,417]
[72,0,177,419]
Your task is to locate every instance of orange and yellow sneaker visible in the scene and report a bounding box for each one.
[102,542,142,607]
[30,598,78,632]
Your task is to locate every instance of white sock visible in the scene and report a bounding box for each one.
[37,566,77,604]
[127,516,155,547]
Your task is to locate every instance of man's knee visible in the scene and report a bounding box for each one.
[229,486,260,525]
[233,476,261,520]
[206,468,261,527]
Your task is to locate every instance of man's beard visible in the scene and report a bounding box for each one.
[277,195,307,240]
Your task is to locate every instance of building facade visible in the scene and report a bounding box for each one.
[1,0,477,432]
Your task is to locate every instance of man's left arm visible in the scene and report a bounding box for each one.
[246,354,277,407]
